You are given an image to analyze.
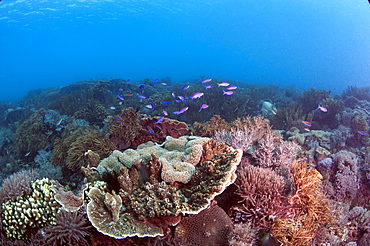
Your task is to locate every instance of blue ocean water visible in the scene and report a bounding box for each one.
[0,0,369,101]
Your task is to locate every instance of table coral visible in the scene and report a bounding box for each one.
[84,136,242,239]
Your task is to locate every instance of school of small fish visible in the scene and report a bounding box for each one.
[109,78,237,129]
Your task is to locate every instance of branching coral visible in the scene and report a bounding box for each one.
[271,161,332,246]
[231,160,289,229]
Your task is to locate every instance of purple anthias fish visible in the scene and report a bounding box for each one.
[317,104,328,112]
[162,110,168,115]
[198,104,209,112]
[172,107,189,115]
[201,78,212,83]
[171,92,176,98]
[180,85,190,91]
[226,86,237,90]
[155,116,165,124]
[189,92,204,99]
[218,82,230,87]
[223,90,233,95]
[204,84,214,89]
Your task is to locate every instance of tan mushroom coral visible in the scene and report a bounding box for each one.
[84,136,242,239]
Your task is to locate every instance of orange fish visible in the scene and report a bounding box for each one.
[112,115,123,121]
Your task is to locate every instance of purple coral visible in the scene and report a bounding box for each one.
[332,150,358,202]
[0,169,39,204]
[41,210,91,246]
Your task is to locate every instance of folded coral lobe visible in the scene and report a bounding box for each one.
[85,136,242,239]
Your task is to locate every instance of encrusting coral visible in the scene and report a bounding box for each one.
[83,136,242,239]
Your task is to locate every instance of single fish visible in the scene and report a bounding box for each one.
[146,126,154,134]
[201,78,212,83]
[204,84,214,89]
[24,152,31,157]
[271,110,277,115]
[223,90,233,95]
[171,92,176,98]
[317,104,328,112]
[145,104,154,110]
[358,131,367,136]
[109,106,116,110]
[189,92,204,99]
[161,101,171,104]
[116,94,124,100]
[107,90,112,93]
[150,103,155,110]
[154,79,159,82]
[180,85,190,91]
[198,104,209,112]
[155,116,165,124]
[113,115,123,121]
[119,88,123,91]
[148,83,155,86]
[125,93,134,96]
[179,107,189,114]
[162,110,168,115]
[177,96,186,101]
[301,121,312,127]
[137,94,149,99]
[217,82,230,87]
[226,86,237,90]
[172,107,189,115]
[139,85,145,90]
[161,82,167,85]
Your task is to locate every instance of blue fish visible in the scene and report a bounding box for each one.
[146,126,154,134]
[155,116,165,124]
[161,101,171,104]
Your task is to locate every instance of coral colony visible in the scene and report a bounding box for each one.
[0,78,370,245]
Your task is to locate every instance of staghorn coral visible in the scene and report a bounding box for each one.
[1,178,61,240]
[41,210,91,246]
[84,136,242,239]
[271,161,332,246]
[173,204,233,246]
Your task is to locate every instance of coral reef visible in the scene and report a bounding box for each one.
[83,136,242,239]
[174,204,233,246]
[271,162,332,246]
[1,178,61,240]
[14,109,52,159]
[41,210,91,246]
[132,117,189,147]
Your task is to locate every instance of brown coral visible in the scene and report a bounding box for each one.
[41,210,91,246]
[174,205,233,246]
[131,117,189,146]
[84,136,242,239]
[271,161,332,246]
